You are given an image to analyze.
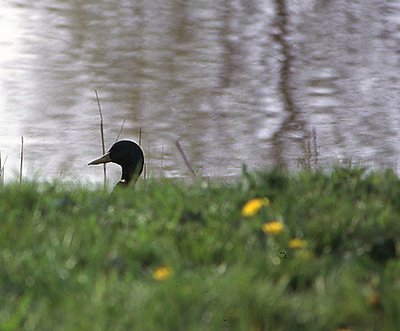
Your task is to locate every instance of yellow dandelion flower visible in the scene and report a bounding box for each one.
[289,238,307,249]
[241,198,270,217]
[261,221,284,234]
[153,266,173,281]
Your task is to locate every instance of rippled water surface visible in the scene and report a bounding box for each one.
[1,0,400,184]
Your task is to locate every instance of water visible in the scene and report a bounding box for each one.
[1,0,400,185]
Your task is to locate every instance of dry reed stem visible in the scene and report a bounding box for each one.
[175,140,196,176]
[160,146,164,173]
[138,126,147,181]
[115,118,126,142]
[95,89,107,190]
[312,127,318,167]
[0,153,7,187]
[301,127,319,169]
[0,150,3,186]
[19,136,24,183]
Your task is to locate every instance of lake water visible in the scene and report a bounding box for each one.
[1,0,400,185]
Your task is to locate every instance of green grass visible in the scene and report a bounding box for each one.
[0,167,399,331]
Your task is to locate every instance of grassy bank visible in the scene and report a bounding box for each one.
[0,168,399,331]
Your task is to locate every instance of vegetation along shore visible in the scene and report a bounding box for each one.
[0,167,399,330]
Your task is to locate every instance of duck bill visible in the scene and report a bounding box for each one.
[88,153,112,165]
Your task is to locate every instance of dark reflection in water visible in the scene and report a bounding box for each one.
[1,0,400,184]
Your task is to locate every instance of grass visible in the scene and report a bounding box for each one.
[0,167,399,331]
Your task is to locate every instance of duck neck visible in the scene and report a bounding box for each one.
[121,162,142,186]
[121,166,133,185]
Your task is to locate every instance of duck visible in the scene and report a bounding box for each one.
[88,140,144,186]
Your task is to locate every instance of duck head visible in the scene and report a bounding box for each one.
[89,140,144,186]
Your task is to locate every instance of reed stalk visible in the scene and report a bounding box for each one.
[115,118,126,142]
[95,89,107,190]
[0,150,3,186]
[175,140,196,176]
[19,136,24,183]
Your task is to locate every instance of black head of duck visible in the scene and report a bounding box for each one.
[89,140,144,186]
